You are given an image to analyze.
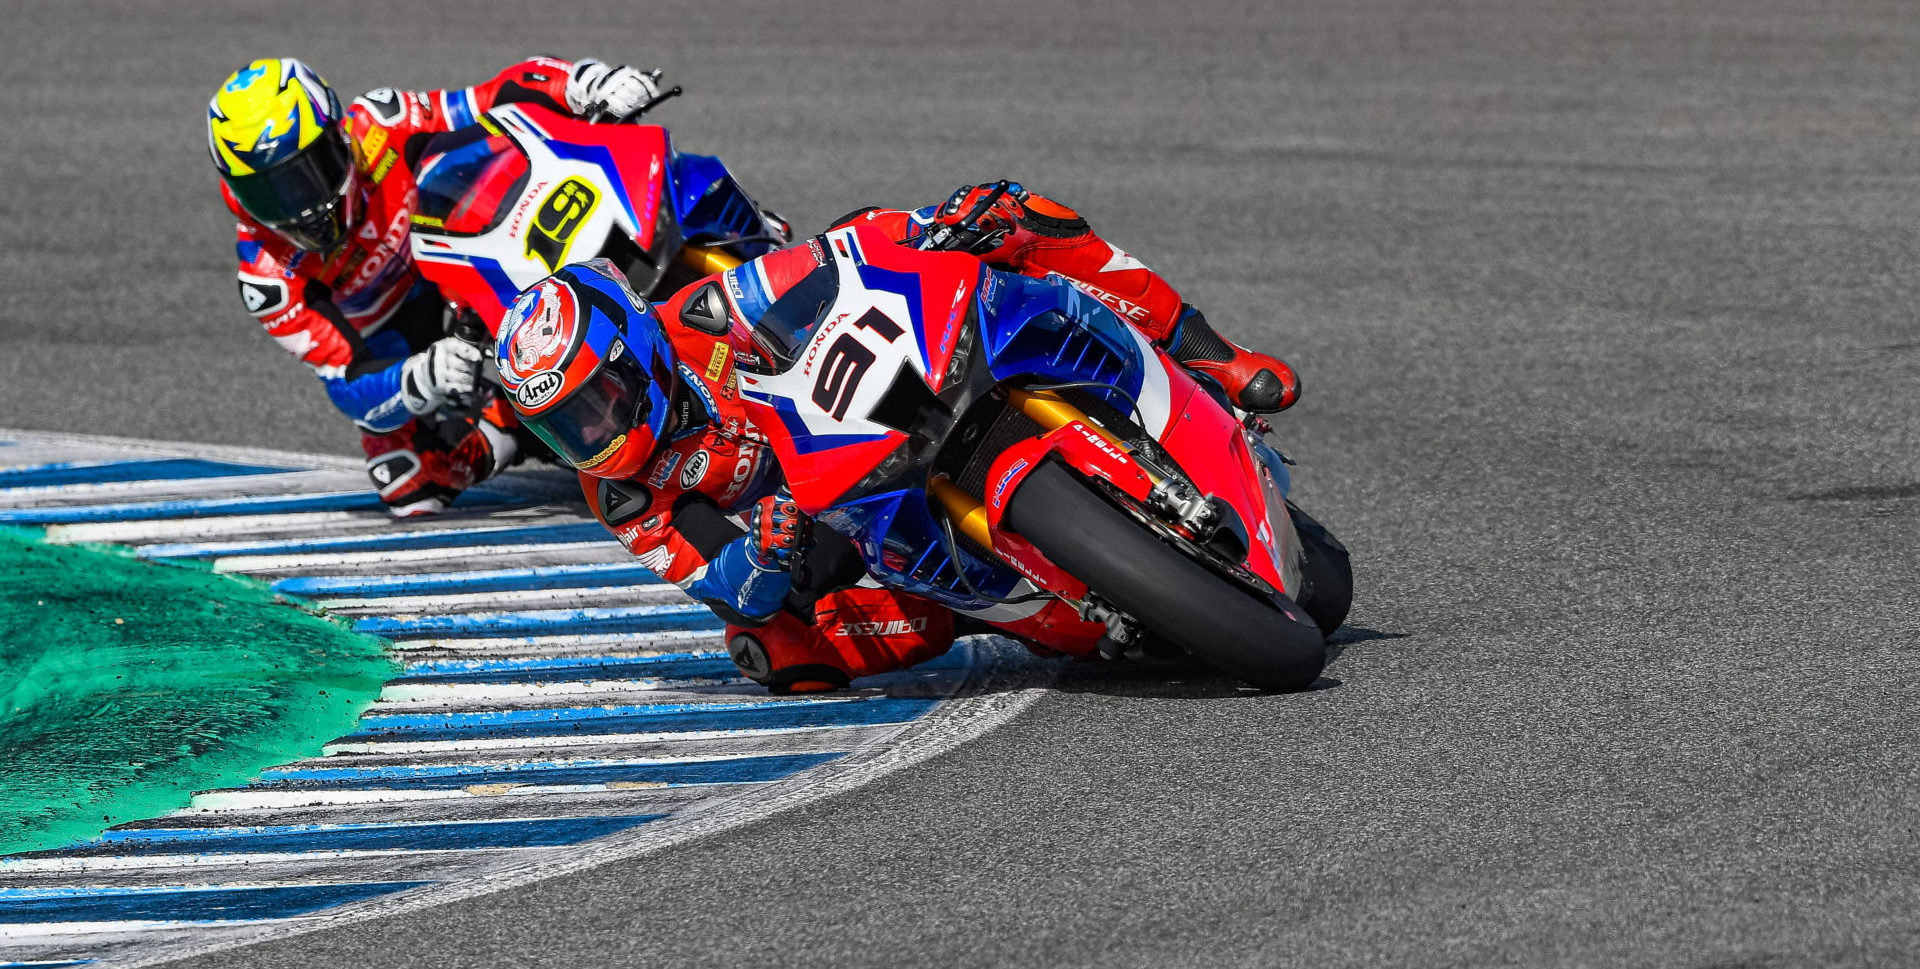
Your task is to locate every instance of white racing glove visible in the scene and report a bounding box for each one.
[566,59,664,121]
[400,337,484,414]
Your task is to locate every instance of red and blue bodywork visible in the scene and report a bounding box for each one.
[733,225,1303,634]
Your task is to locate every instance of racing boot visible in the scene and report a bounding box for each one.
[1162,305,1300,414]
[725,588,956,694]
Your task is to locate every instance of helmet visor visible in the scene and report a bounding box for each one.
[225,125,354,239]
[522,342,655,469]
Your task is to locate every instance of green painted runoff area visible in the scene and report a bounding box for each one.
[0,528,394,854]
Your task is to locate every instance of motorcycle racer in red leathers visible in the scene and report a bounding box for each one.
[208,56,668,514]
[497,183,1300,691]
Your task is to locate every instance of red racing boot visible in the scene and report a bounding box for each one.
[1163,305,1300,413]
[724,588,956,693]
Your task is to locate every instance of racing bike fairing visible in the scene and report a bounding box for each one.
[974,270,1175,439]
[670,150,777,247]
[409,104,779,328]
[734,226,988,512]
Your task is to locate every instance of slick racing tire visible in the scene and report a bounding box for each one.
[1287,501,1352,637]
[1003,460,1327,692]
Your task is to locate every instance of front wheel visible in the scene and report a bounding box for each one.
[1002,461,1327,691]
[1287,502,1352,637]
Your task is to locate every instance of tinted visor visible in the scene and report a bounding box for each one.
[225,125,354,240]
[521,344,654,469]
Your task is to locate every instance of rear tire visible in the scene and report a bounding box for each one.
[1003,461,1327,691]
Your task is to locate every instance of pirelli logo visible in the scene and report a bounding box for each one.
[705,343,731,381]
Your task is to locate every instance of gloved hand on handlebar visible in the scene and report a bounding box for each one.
[746,491,812,571]
[400,337,484,414]
[926,180,1031,255]
[566,59,664,121]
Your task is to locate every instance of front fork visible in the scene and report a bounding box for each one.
[926,389,1227,656]
[677,243,744,276]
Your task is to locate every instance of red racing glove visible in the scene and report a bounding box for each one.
[926,180,1031,255]
[747,491,811,571]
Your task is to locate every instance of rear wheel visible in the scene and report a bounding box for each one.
[1003,461,1327,691]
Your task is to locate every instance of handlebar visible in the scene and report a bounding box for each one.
[444,308,494,412]
[924,179,1016,254]
[587,70,684,123]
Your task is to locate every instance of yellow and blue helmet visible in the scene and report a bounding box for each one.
[208,58,357,251]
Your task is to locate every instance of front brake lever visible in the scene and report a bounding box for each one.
[588,72,682,124]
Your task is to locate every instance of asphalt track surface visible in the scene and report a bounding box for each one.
[4,0,1917,965]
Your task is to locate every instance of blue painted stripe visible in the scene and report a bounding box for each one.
[352,604,722,640]
[47,815,662,857]
[342,695,941,743]
[0,488,517,525]
[257,753,838,790]
[396,651,736,685]
[0,882,430,924]
[0,961,95,968]
[0,458,293,489]
[139,522,614,559]
[273,562,668,598]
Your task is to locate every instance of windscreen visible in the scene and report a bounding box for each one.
[749,261,839,370]
[414,132,532,236]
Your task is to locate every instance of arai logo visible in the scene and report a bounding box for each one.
[516,369,565,409]
[680,449,710,489]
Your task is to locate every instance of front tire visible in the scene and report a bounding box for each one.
[1003,461,1327,691]
[1288,502,1352,637]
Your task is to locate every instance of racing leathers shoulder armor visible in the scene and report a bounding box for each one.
[223,57,582,431]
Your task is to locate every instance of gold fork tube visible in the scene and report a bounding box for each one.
[676,244,744,276]
[928,475,994,551]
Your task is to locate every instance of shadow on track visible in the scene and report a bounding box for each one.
[1033,625,1408,700]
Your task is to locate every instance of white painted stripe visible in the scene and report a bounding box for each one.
[184,777,759,812]
[210,541,620,573]
[320,723,878,756]
[0,470,355,501]
[384,629,723,652]
[45,511,381,545]
[318,584,689,614]
[0,845,555,874]
[0,920,277,939]
[375,676,745,704]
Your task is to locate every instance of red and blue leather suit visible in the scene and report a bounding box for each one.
[581,187,1301,691]
[221,58,587,511]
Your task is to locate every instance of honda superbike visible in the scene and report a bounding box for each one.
[731,220,1352,691]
